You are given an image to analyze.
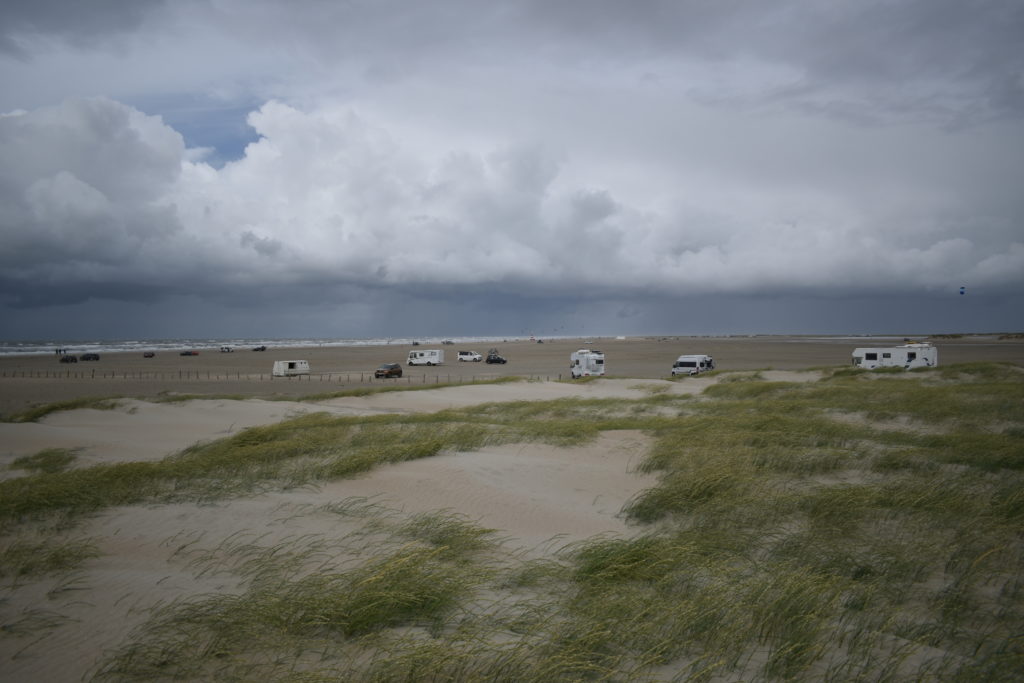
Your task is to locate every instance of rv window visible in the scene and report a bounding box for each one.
[882,353,891,358]
[288,362,296,369]
[907,352,917,361]
[865,353,878,361]
[595,359,604,365]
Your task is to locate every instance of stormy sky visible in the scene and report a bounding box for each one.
[1,0,1022,340]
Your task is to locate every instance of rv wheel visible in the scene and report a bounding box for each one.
[427,362,433,366]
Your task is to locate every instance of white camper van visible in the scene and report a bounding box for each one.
[851,342,937,370]
[408,349,444,366]
[570,349,605,378]
[272,360,310,377]
[671,354,715,376]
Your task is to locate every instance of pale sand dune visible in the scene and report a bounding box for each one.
[0,373,820,482]
[3,376,773,467]
[317,430,657,551]
[0,379,678,682]
[0,399,317,470]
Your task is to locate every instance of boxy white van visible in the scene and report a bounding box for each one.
[671,354,715,376]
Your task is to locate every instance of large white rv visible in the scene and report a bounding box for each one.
[408,349,445,366]
[671,354,715,376]
[570,348,605,378]
[851,342,937,370]
[272,360,310,377]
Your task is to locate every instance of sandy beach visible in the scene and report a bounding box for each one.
[2,334,1022,420]
[1,335,1022,681]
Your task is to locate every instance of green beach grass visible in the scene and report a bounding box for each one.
[2,363,1021,681]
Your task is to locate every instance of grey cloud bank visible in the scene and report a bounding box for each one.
[1,1,1022,339]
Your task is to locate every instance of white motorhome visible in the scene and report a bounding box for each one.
[851,342,938,370]
[272,360,310,377]
[408,349,445,366]
[671,354,715,376]
[570,349,605,378]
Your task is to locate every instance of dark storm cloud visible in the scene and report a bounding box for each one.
[0,0,165,56]
[0,1,1021,337]
[517,0,1024,125]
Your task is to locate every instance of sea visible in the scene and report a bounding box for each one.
[0,334,931,357]
[0,336,559,357]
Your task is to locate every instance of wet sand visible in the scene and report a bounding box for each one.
[1,335,1022,419]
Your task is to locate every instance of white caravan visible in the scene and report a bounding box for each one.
[408,349,445,366]
[272,360,310,377]
[671,354,715,376]
[570,349,605,378]
[851,342,938,370]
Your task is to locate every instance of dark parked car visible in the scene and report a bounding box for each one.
[80,353,100,361]
[375,363,403,378]
[253,345,267,352]
[60,354,78,363]
[144,351,155,358]
[486,351,507,364]
[180,350,199,356]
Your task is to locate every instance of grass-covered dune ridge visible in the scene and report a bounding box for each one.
[1,363,1021,681]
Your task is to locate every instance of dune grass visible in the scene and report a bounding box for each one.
[3,363,1022,681]
[4,397,121,423]
[9,447,78,474]
[0,536,100,580]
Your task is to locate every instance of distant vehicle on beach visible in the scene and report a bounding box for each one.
[220,346,233,353]
[252,345,267,352]
[671,354,715,376]
[457,351,482,362]
[80,353,100,361]
[486,350,507,364]
[852,342,937,369]
[180,350,199,356]
[570,348,605,378]
[408,349,444,366]
[143,352,155,358]
[60,355,77,363]
[272,360,310,377]
[374,363,403,378]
